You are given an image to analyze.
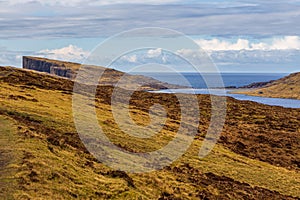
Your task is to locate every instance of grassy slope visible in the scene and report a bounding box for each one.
[0,116,19,199]
[235,72,300,99]
[0,66,300,199]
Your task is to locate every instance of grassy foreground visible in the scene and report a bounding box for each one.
[0,66,299,199]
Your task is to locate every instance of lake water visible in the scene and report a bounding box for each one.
[151,89,300,109]
[139,73,300,109]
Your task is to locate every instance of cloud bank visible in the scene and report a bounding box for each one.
[195,36,300,51]
[2,40,300,72]
[37,45,89,62]
[1,0,300,38]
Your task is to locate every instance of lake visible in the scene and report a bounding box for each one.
[138,72,300,109]
[151,89,300,109]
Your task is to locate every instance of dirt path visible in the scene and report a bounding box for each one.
[0,115,18,199]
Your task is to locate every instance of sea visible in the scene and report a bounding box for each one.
[133,72,300,109]
[137,72,286,89]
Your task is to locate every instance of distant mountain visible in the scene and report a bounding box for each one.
[236,72,300,100]
[23,56,183,91]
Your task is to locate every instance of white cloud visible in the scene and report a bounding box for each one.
[0,49,34,67]
[147,48,162,58]
[195,36,300,51]
[38,45,89,63]
[0,54,20,66]
[270,36,300,50]
[122,54,138,63]
[250,42,269,51]
[195,38,250,51]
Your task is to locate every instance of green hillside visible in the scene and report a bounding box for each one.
[0,66,300,199]
[235,72,300,100]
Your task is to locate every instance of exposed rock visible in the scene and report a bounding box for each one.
[23,56,78,79]
[22,56,184,90]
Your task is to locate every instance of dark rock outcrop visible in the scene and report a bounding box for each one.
[239,80,275,89]
[23,56,76,79]
[22,56,184,90]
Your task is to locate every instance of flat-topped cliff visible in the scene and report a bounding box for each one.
[23,56,80,79]
[22,56,182,90]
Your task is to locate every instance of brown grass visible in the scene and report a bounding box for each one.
[0,66,300,199]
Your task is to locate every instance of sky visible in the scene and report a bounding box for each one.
[1,0,300,73]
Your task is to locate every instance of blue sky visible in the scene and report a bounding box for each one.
[1,0,300,72]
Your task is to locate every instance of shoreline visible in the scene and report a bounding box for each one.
[150,88,300,109]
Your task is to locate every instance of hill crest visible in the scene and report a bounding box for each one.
[235,72,300,99]
[22,56,183,91]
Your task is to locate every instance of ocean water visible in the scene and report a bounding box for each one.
[137,72,287,88]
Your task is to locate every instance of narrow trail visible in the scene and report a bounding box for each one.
[0,116,18,199]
